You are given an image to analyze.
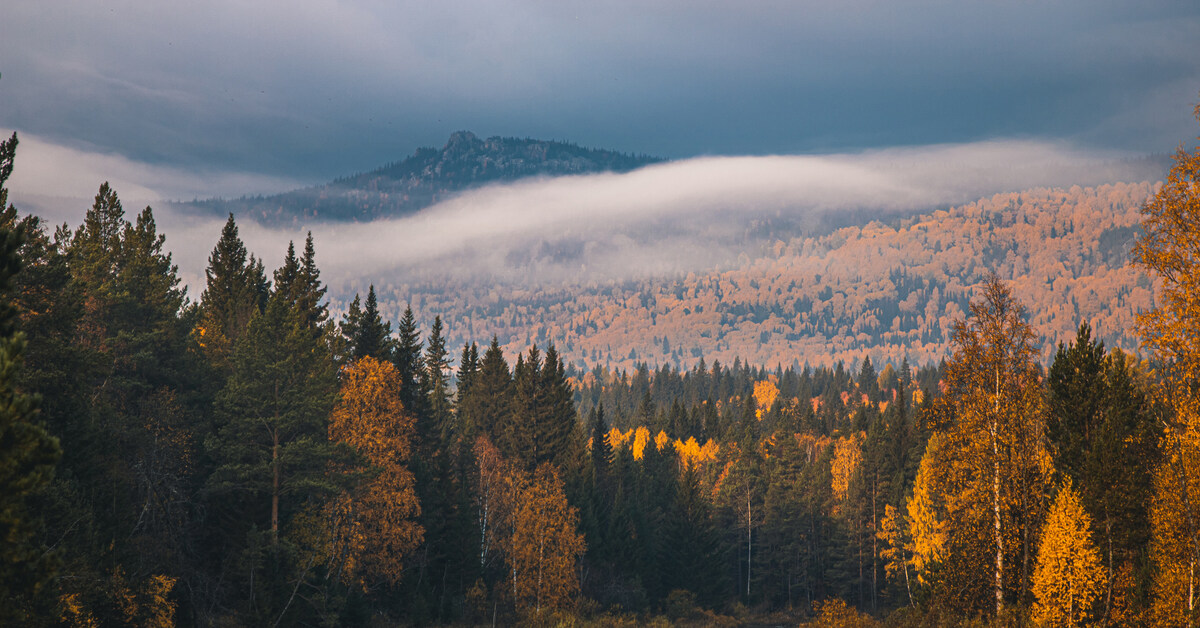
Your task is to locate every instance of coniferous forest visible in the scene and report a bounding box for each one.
[2,104,1200,628]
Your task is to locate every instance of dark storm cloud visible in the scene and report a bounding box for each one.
[1,1,1197,194]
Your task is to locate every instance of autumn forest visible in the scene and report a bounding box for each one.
[3,101,1200,628]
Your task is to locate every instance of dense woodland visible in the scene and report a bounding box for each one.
[2,106,1200,627]
[359,180,1159,375]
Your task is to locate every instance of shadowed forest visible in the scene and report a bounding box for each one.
[2,105,1200,628]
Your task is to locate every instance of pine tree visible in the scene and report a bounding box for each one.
[0,132,61,624]
[208,284,340,540]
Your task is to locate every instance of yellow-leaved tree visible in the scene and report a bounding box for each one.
[323,356,423,589]
[1132,96,1200,626]
[507,463,586,617]
[1032,480,1106,627]
[753,379,779,419]
[877,503,913,605]
[906,433,946,588]
[937,275,1052,616]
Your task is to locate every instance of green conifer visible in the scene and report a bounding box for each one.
[0,132,61,624]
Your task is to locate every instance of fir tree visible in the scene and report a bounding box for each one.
[456,342,481,440]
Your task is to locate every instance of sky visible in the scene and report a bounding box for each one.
[1,0,1198,203]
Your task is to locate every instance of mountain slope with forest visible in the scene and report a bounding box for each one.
[185,131,663,224]
[365,180,1159,371]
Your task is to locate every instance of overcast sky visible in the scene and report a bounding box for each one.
[1,1,1198,202]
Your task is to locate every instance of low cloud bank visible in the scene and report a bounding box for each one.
[4,135,1163,298]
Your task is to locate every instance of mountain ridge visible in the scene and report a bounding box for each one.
[185,131,663,225]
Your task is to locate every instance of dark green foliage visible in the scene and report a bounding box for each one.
[1047,326,1159,613]
[664,465,726,602]
[199,214,268,358]
[474,337,513,444]
[392,305,426,418]
[208,288,341,537]
[342,284,392,362]
[2,144,1169,626]
[1047,322,1107,481]
[0,133,61,624]
[423,315,453,446]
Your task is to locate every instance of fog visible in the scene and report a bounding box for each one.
[5,135,1163,300]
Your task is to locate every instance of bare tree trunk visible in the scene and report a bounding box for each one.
[993,368,1004,621]
[902,544,913,606]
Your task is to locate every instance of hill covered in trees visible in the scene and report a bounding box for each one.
[361,180,1159,372]
[184,131,663,225]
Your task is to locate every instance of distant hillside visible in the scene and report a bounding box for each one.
[186,131,663,224]
[355,181,1159,370]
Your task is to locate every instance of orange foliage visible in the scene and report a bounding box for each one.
[831,433,863,503]
[631,426,651,460]
[753,379,780,419]
[324,357,423,588]
[654,429,670,451]
[375,181,1156,371]
[507,464,587,616]
[606,427,633,451]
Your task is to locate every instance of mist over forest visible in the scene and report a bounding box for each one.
[3,2,1200,626]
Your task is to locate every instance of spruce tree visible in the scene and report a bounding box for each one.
[456,342,481,440]
[358,285,392,359]
[392,305,425,419]
[475,337,513,444]
[198,214,268,369]
[339,293,362,362]
[423,315,453,447]
[343,285,392,362]
[538,344,577,471]
[1047,323,1107,482]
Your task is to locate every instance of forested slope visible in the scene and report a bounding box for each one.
[375,181,1158,371]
